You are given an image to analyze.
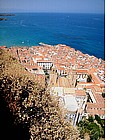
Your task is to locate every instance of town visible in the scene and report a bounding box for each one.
[0,44,105,126]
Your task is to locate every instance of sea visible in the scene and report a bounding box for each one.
[0,13,105,60]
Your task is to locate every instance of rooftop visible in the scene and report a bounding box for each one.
[64,95,78,112]
[75,90,86,96]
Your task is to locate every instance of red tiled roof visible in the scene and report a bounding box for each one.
[75,90,86,96]
[76,69,89,74]
[86,102,105,116]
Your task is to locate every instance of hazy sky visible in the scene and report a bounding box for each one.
[0,0,104,13]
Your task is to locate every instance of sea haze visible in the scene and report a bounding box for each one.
[0,13,105,59]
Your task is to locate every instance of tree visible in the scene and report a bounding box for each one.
[95,115,105,138]
[77,116,100,140]
[95,115,105,127]
[88,115,94,122]
[0,49,80,140]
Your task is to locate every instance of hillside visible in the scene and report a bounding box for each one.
[0,49,79,140]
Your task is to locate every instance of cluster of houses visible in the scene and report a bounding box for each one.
[0,44,105,126]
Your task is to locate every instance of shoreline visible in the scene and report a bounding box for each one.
[0,43,104,60]
[0,13,104,60]
[0,13,15,21]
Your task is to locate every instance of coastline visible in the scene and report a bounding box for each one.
[0,13,104,60]
[1,42,105,60]
[0,13,15,21]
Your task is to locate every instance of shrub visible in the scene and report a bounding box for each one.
[0,49,80,140]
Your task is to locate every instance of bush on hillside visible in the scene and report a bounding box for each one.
[0,49,80,140]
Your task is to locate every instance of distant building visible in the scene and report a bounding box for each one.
[75,90,87,111]
[37,60,53,70]
[0,46,7,49]
[64,94,78,126]
[76,69,88,82]
[75,90,88,123]
[51,87,88,126]
[55,65,67,76]
[86,102,105,119]
[85,90,105,119]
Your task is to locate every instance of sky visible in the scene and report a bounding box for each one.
[0,0,104,13]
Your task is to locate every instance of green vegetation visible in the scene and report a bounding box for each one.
[0,49,80,139]
[77,115,105,140]
[83,87,87,91]
[95,115,105,139]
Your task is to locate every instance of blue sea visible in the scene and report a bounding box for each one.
[0,13,105,60]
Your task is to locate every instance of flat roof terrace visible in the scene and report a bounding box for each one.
[64,94,78,112]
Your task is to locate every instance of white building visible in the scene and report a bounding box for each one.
[37,60,53,70]
[76,69,88,82]
[64,94,78,126]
